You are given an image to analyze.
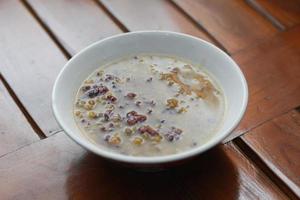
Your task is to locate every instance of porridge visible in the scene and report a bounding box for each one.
[74,55,225,156]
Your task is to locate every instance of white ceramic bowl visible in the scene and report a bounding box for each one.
[52,31,248,165]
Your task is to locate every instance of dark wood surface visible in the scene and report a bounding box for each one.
[26,0,122,55]
[0,81,38,157]
[243,110,300,197]
[0,0,299,199]
[0,132,288,200]
[0,0,67,136]
[172,0,278,53]
[100,0,213,42]
[226,25,300,142]
[248,0,300,28]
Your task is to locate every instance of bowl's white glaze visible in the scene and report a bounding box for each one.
[52,31,248,165]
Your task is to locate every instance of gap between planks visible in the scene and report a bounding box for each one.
[92,0,129,32]
[295,105,300,113]
[0,129,64,159]
[20,0,72,58]
[170,0,289,55]
[233,136,299,200]
[168,0,229,54]
[225,106,298,143]
[0,74,46,139]
[245,0,286,31]
[12,0,300,198]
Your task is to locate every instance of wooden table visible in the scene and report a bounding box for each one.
[0,0,299,199]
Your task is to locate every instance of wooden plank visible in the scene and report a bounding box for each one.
[3,2,296,197]
[0,0,121,136]
[0,1,293,198]
[0,0,68,135]
[250,0,300,28]
[26,0,122,55]
[0,132,287,199]
[99,0,213,42]
[242,110,300,198]
[172,0,278,53]
[224,25,300,142]
[0,81,39,157]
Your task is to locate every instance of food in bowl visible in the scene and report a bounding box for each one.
[74,55,225,156]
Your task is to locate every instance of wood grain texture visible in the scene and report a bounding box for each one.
[0,132,287,200]
[251,0,300,28]
[0,81,39,157]
[0,0,296,198]
[100,0,213,42]
[172,0,278,53]
[0,0,121,136]
[224,25,300,142]
[0,0,67,135]
[242,110,300,197]
[26,0,122,55]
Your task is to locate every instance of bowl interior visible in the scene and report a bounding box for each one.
[52,31,248,164]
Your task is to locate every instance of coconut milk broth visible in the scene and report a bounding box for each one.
[74,55,225,156]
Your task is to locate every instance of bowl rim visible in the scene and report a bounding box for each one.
[52,30,248,164]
